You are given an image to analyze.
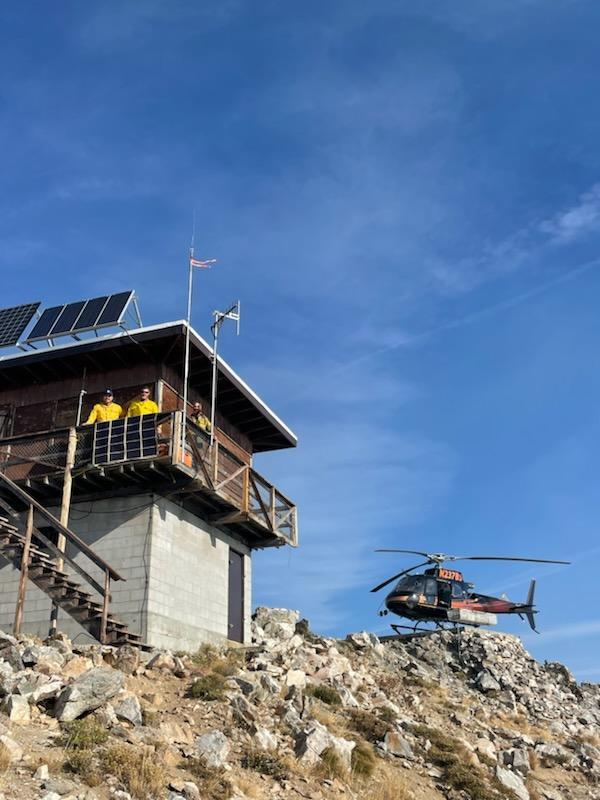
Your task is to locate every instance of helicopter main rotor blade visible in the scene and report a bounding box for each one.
[447,556,571,565]
[370,561,431,593]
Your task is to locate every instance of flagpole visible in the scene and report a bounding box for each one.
[181,248,194,458]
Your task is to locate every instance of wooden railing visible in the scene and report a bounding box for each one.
[185,421,297,546]
[0,412,297,546]
[0,472,125,644]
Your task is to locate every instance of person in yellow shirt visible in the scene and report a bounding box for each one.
[190,401,211,433]
[85,389,123,424]
[127,386,159,417]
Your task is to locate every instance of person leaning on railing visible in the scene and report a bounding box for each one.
[190,401,211,433]
[126,386,159,417]
[84,389,123,424]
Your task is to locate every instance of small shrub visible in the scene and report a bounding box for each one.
[411,724,515,800]
[241,748,288,780]
[192,643,220,668]
[141,707,158,727]
[188,757,233,799]
[101,744,165,799]
[351,741,376,777]
[212,649,244,677]
[189,673,227,701]
[64,749,102,786]
[306,684,342,706]
[377,706,397,725]
[63,717,109,750]
[316,747,347,780]
[0,743,10,774]
[347,710,390,743]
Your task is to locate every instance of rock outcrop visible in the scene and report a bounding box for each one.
[0,611,594,799]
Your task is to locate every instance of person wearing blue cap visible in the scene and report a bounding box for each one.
[85,389,123,424]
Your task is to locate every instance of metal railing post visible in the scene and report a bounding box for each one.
[13,504,34,635]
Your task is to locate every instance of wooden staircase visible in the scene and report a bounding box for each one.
[0,473,146,648]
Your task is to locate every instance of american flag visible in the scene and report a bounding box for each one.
[190,256,216,269]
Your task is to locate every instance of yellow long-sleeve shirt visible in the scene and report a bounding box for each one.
[127,399,159,417]
[85,402,123,424]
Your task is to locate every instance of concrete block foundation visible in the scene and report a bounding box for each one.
[0,494,252,652]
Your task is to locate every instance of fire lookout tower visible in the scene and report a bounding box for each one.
[0,293,297,650]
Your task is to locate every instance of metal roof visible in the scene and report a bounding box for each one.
[0,321,297,452]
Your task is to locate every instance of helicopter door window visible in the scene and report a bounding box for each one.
[438,581,452,607]
[424,578,437,605]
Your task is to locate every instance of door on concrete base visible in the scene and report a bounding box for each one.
[228,549,244,643]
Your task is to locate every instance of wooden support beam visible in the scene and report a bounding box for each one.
[13,505,33,636]
[49,427,77,636]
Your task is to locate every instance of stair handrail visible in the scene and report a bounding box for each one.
[0,472,125,582]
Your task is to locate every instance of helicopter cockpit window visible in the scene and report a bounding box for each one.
[394,576,424,594]
[452,582,468,599]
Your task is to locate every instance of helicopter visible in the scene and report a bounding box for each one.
[371,550,570,635]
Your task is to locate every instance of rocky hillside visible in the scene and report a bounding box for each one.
[0,608,596,800]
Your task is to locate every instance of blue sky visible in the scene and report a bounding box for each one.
[2,2,600,679]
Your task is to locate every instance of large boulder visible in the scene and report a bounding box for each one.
[113,693,143,726]
[495,766,530,800]
[54,667,124,721]
[194,730,230,768]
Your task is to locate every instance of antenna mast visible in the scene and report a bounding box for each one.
[181,214,216,458]
[210,301,241,446]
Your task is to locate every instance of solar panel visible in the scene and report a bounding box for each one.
[28,306,64,340]
[0,302,40,347]
[25,291,135,343]
[75,296,109,329]
[51,300,86,335]
[97,291,133,326]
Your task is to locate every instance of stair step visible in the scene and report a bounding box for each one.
[0,489,148,649]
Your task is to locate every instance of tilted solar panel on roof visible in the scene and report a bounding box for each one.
[0,302,41,347]
[27,306,62,340]
[97,291,133,326]
[25,291,135,342]
[75,296,109,329]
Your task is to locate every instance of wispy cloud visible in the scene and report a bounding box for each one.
[539,184,600,243]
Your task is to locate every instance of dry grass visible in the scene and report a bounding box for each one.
[187,757,233,800]
[495,712,552,742]
[310,706,348,737]
[314,747,348,781]
[351,740,377,777]
[356,764,413,800]
[0,743,10,775]
[101,744,166,799]
[191,643,244,676]
[574,732,600,748]
[234,773,262,799]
